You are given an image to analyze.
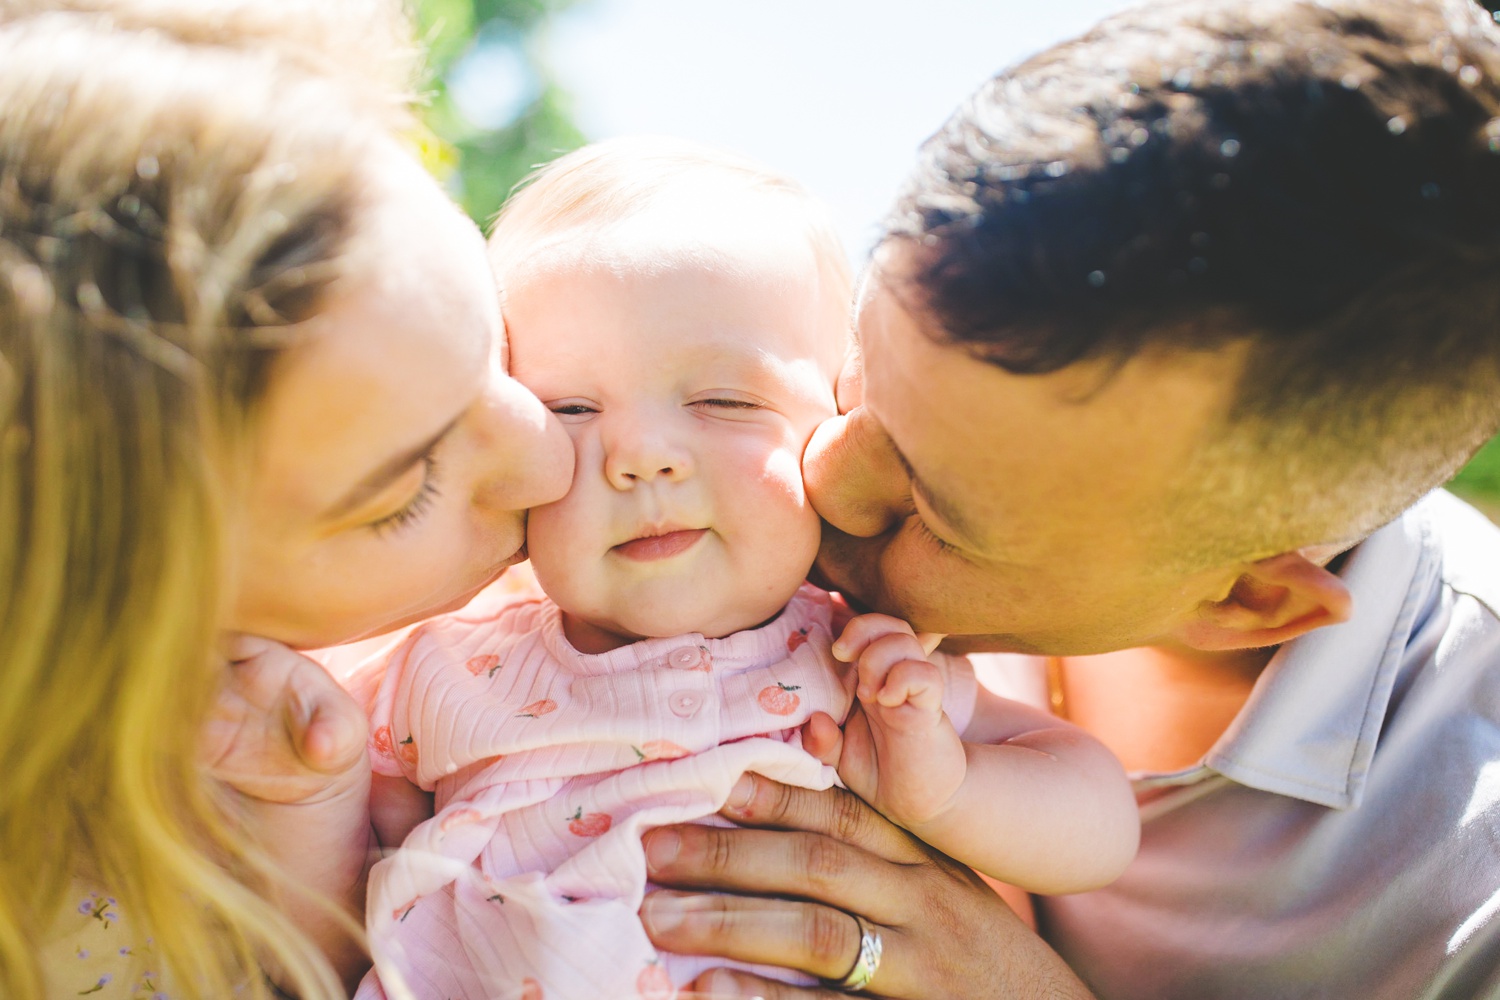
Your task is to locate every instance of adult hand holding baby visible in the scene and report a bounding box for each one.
[641,774,1095,999]
[643,607,1123,999]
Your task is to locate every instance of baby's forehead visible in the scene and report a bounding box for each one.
[503,227,850,381]
[513,201,825,276]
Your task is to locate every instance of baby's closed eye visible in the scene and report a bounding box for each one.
[546,399,600,421]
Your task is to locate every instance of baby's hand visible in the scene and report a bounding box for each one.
[202,634,371,809]
[805,614,967,831]
[201,636,377,988]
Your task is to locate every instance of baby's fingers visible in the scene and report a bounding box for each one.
[832,613,915,662]
[855,630,931,702]
[284,660,367,775]
[876,658,944,718]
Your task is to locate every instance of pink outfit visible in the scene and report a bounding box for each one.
[355,584,975,1000]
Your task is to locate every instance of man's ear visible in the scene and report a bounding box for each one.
[1173,551,1353,651]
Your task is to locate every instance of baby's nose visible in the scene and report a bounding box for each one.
[603,433,693,489]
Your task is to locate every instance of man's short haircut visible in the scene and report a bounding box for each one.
[487,135,850,296]
[886,0,1500,561]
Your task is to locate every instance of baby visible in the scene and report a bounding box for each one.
[355,138,1139,1000]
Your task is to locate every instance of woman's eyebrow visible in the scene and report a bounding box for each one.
[321,416,461,521]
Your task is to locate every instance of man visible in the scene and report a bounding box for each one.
[639,1,1500,997]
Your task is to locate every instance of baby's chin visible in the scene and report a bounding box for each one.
[563,595,796,652]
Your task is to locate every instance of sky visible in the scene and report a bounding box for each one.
[537,0,1138,260]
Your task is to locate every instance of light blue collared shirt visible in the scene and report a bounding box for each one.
[1026,491,1500,999]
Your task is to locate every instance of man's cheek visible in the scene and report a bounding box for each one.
[810,525,879,609]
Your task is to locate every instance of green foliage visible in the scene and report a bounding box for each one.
[413,0,587,227]
[1450,432,1500,504]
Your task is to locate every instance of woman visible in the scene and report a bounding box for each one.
[0,2,572,996]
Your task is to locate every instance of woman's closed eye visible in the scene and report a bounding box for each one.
[369,453,442,536]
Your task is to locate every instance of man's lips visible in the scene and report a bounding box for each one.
[611,527,708,562]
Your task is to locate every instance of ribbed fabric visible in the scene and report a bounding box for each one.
[355,583,976,1000]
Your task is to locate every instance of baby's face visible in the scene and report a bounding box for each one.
[505,224,845,650]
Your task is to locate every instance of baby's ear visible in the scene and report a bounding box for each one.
[1172,551,1352,651]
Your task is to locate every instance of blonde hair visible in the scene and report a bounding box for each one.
[488,135,853,295]
[0,4,413,997]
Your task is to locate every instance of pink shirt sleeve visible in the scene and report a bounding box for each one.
[364,632,422,782]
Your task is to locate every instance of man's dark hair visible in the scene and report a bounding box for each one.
[890,0,1500,409]
[885,0,1500,556]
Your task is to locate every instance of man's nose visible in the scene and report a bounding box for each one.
[802,405,910,538]
[603,418,693,490]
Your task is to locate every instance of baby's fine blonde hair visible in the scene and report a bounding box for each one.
[488,135,854,300]
[0,2,416,997]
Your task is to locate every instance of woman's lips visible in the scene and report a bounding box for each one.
[612,528,708,562]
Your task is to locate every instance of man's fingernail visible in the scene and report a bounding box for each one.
[641,892,685,936]
[726,774,756,812]
[644,828,682,871]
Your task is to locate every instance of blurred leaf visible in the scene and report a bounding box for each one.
[414,0,477,73]
[411,0,589,227]
[1450,431,1500,502]
[452,84,586,226]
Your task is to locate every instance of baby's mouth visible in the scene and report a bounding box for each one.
[611,526,708,562]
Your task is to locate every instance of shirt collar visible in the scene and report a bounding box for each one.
[1181,497,1439,809]
[538,583,827,676]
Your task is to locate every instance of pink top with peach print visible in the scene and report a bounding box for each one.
[355,583,976,1000]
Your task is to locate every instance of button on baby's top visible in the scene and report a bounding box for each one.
[667,690,704,718]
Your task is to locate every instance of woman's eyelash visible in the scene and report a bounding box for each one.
[370,454,442,537]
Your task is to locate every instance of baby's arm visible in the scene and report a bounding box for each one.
[811,615,1138,895]
[370,772,434,851]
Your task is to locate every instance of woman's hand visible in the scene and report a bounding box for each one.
[201,634,376,989]
[639,774,1097,1000]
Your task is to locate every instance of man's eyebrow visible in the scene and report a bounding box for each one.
[322,416,460,522]
[888,441,987,550]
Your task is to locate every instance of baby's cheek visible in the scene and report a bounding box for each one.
[760,446,811,505]
[747,447,822,574]
[524,499,589,597]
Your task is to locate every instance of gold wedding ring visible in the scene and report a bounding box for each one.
[826,912,883,992]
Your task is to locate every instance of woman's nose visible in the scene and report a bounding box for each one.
[603,417,693,490]
[476,376,574,511]
[802,405,910,538]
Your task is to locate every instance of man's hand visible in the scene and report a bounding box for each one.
[639,774,1097,999]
